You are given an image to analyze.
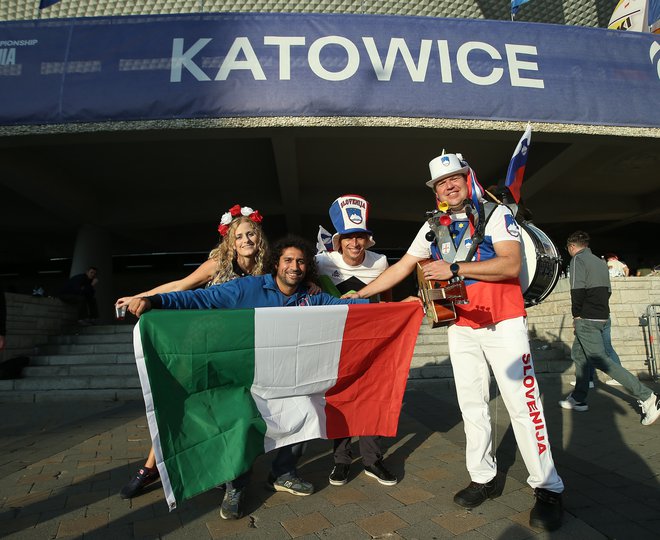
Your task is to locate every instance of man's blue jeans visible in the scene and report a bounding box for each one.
[572,318,651,403]
[588,318,621,381]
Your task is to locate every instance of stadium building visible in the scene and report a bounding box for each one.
[1,0,658,311]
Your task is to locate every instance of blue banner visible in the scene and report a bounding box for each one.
[0,13,658,128]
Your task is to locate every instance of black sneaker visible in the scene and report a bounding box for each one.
[453,479,498,508]
[266,473,314,496]
[329,464,350,486]
[220,487,245,520]
[364,460,397,486]
[119,466,159,499]
[530,488,563,531]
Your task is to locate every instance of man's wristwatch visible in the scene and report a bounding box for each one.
[449,263,460,278]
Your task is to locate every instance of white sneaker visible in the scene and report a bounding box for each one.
[605,379,622,386]
[639,393,660,426]
[570,380,595,389]
[559,394,589,412]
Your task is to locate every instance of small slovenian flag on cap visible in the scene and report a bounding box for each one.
[466,167,485,210]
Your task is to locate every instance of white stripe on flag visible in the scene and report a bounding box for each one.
[252,305,348,452]
[133,323,177,510]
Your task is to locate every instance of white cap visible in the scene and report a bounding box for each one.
[426,151,469,188]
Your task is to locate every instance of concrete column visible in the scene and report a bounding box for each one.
[70,225,114,324]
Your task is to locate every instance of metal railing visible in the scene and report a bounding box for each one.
[639,304,660,381]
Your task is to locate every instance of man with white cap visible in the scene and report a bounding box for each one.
[315,195,396,487]
[343,153,565,531]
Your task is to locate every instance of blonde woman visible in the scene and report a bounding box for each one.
[118,205,266,500]
[116,205,267,310]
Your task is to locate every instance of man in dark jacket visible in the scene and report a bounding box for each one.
[560,231,659,426]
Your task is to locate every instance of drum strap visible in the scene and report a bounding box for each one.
[428,202,498,263]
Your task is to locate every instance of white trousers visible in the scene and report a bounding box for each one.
[447,317,564,492]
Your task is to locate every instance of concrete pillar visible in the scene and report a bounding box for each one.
[70,225,114,324]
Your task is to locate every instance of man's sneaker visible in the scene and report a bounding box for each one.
[119,466,159,499]
[570,380,595,389]
[605,378,622,386]
[639,392,660,426]
[558,394,589,412]
[329,464,350,486]
[267,473,314,496]
[220,487,244,520]
[453,479,498,508]
[529,488,563,531]
[364,460,397,486]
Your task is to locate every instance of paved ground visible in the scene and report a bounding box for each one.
[1,376,658,539]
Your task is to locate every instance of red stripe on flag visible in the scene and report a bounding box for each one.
[509,167,525,203]
[324,303,424,438]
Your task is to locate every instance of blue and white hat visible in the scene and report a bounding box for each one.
[328,194,375,251]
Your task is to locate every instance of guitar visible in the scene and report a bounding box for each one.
[416,259,468,327]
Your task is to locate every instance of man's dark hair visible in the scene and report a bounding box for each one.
[267,235,319,284]
[567,230,590,247]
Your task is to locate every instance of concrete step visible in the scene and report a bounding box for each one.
[30,353,136,366]
[0,375,140,391]
[68,324,134,335]
[0,388,144,403]
[413,342,450,355]
[37,342,135,355]
[23,364,138,377]
[48,333,133,345]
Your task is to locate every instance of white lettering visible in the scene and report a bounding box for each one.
[308,36,359,81]
[0,48,16,65]
[362,37,431,82]
[457,41,503,86]
[264,36,306,80]
[216,37,266,81]
[437,40,453,83]
[167,35,545,89]
[506,44,544,88]
[170,38,212,82]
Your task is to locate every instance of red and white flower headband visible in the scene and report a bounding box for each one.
[218,204,263,237]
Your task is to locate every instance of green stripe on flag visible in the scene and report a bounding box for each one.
[138,310,267,503]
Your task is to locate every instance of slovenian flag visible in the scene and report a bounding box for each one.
[466,167,485,210]
[134,303,423,509]
[504,124,532,203]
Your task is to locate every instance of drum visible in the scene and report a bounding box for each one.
[519,222,562,306]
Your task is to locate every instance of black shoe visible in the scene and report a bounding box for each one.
[119,466,159,499]
[530,488,563,531]
[364,460,397,486]
[220,487,245,520]
[453,479,498,508]
[329,464,350,486]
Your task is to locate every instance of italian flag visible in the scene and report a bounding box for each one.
[134,302,423,509]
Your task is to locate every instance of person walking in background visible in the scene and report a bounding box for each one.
[59,266,99,325]
[560,231,659,426]
[316,195,396,488]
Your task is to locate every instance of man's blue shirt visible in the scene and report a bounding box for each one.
[154,274,368,310]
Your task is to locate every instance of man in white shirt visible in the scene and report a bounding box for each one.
[316,195,396,487]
